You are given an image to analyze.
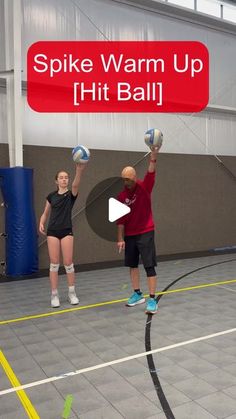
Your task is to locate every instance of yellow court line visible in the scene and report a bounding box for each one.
[157,278,236,295]
[0,278,235,326]
[0,350,40,418]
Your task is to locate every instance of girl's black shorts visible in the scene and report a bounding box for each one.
[47,229,73,240]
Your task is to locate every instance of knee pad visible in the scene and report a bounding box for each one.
[50,263,60,272]
[145,266,156,277]
[64,263,74,274]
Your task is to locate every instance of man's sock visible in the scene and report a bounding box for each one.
[134,289,142,295]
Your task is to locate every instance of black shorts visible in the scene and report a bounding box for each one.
[47,229,73,240]
[124,230,157,268]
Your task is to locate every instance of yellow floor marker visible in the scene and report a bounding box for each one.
[0,350,40,418]
[62,394,73,418]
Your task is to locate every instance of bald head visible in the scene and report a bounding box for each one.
[121,166,137,181]
[121,166,137,190]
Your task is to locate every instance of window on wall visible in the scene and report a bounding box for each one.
[197,0,221,17]
[166,0,195,9]
[223,3,236,23]
[164,0,236,23]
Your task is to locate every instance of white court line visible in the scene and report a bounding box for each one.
[0,327,235,396]
[217,285,236,293]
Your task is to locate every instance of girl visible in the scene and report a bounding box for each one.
[39,163,86,307]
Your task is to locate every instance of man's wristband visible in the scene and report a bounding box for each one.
[150,159,157,163]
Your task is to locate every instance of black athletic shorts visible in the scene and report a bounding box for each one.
[47,229,73,240]
[124,230,157,268]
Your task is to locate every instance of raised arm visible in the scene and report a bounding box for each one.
[71,163,87,197]
[39,200,51,235]
[148,145,161,173]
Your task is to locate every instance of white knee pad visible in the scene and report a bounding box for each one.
[50,263,60,272]
[64,263,74,274]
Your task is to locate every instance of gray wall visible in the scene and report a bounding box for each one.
[1,143,236,271]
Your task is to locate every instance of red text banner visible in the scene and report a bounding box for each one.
[27,41,209,113]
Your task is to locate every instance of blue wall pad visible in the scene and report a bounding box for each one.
[0,167,38,276]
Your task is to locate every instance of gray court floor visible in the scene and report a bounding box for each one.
[0,253,236,419]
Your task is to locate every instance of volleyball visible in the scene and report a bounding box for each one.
[72,145,90,164]
[144,128,163,149]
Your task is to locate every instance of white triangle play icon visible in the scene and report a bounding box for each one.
[108,198,131,222]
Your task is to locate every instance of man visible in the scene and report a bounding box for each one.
[117,146,160,314]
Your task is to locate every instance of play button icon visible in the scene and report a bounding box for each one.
[85,176,128,242]
[108,198,130,222]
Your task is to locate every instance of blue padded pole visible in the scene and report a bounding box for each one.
[0,167,38,276]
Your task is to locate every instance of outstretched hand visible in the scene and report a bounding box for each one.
[150,144,162,154]
[76,162,87,171]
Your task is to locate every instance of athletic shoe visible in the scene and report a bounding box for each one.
[68,291,79,305]
[126,291,145,306]
[51,294,60,308]
[145,297,158,314]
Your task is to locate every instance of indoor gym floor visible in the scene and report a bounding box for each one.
[0,253,236,419]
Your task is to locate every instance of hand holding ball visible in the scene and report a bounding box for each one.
[72,145,90,164]
[144,128,163,151]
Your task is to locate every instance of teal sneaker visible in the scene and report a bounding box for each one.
[126,291,145,307]
[145,297,158,314]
